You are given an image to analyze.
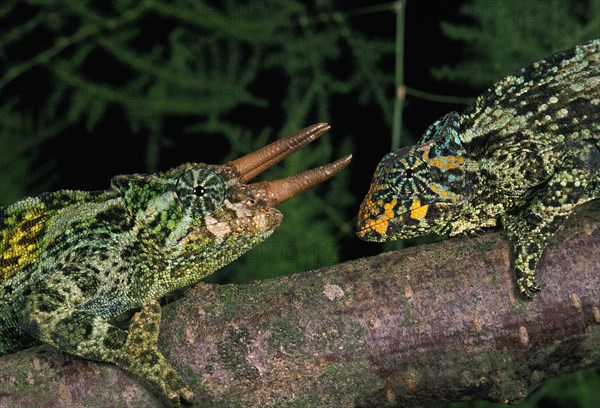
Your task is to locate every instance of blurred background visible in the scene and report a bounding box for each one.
[0,1,599,406]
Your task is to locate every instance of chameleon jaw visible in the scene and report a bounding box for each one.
[356,197,438,241]
[225,123,352,205]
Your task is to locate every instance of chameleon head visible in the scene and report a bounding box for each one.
[356,113,472,241]
[112,124,351,283]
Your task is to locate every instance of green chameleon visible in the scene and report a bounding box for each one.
[356,39,599,298]
[0,123,351,405]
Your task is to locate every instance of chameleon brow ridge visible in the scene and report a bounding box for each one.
[226,123,331,183]
[254,154,353,205]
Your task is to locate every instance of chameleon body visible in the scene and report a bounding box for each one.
[0,123,350,405]
[357,39,600,298]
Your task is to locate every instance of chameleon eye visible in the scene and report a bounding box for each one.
[176,167,227,213]
[402,168,414,179]
[192,185,205,197]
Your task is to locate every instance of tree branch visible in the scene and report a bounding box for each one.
[1,203,598,407]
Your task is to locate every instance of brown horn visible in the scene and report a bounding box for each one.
[226,123,331,183]
[255,154,352,205]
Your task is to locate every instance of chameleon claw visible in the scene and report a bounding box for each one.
[517,276,541,299]
[520,289,534,300]
[166,388,197,408]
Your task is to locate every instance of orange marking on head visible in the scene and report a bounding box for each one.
[409,199,429,220]
[428,156,464,170]
[383,199,396,215]
[357,198,397,236]
[357,216,388,236]
[371,219,389,235]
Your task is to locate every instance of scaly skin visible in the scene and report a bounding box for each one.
[0,124,351,406]
[357,39,599,298]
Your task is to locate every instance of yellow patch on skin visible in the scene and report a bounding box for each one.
[357,198,397,236]
[370,219,389,235]
[0,211,45,281]
[428,155,464,170]
[383,200,396,216]
[409,199,429,220]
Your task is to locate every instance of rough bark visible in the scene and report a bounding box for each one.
[0,203,598,407]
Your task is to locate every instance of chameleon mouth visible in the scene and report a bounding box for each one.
[356,200,431,240]
[202,205,283,242]
[356,213,398,238]
[226,123,352,205]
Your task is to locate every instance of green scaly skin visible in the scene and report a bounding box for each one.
[357,39,600,298]
[0,160,290,404]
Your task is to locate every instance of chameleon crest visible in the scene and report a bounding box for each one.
[0,124,351,405]
[357,39,600,298]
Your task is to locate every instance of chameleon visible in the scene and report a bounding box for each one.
[356,39,600,298]
[0,123,351,405]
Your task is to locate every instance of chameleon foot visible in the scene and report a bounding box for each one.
[516,275,542,299]
[122,300,196,406]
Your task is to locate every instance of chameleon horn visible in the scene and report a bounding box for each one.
[227,123,331,183]
[256,154,352,205]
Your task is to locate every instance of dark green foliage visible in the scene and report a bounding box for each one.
[0,100,63,206]
[433,0,600,87]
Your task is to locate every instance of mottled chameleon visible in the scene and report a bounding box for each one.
[0,124,351,405]
[357,39,599,298]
